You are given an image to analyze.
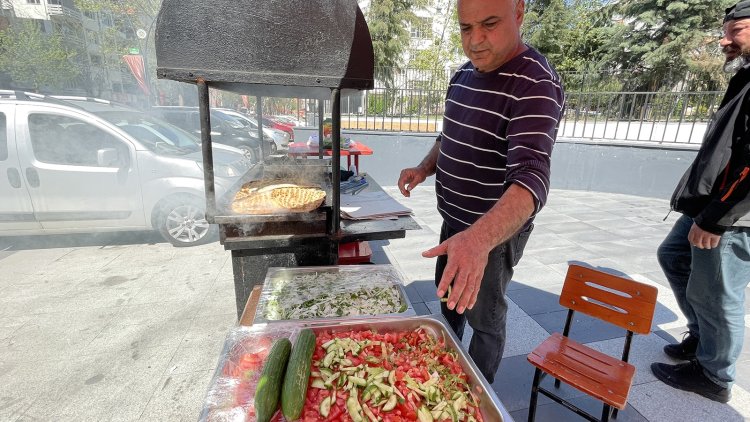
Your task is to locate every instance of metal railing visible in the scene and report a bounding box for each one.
[296,86,722,144]
[559,90,723,144]
[46,4,62,15]
[289,67,717,144]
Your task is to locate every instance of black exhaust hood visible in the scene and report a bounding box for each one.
[154,0,374,99]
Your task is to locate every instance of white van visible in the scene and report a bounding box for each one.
[0,92,252,246]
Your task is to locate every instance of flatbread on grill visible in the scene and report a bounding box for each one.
[231,179,325,214]
[270,186,326,212]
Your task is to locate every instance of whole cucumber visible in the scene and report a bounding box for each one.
[281,329,317,420]
[254,338,292,422]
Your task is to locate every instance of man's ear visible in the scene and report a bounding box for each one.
[516,0,525,25]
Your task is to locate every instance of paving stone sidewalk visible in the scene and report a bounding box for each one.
[0,187,748,421]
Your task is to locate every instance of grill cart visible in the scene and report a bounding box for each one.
[154,0,420,317]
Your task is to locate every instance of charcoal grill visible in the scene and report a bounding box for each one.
[154,0,420,317]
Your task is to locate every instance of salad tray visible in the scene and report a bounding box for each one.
[303,314,511,421]
[253,264,415,324]
[199,315,513,421]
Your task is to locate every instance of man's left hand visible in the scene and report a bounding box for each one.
[422,230,492,314]
[688,222,721,249]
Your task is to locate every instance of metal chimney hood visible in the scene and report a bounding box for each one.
[154,0,374,99]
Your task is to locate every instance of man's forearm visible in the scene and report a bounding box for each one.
[418,140,440,176]
[467,184,536,250]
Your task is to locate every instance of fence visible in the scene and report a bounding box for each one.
[258,67,726,145]
[559,90,723,144]
[297,87,721,144]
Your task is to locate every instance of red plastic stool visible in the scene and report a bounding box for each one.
[338,241,372,265]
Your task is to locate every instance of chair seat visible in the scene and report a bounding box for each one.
[527,332,635,410]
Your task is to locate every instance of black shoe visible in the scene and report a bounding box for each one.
[664,332,699,360]
[650,360,731,403]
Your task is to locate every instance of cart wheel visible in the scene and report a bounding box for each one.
[156,196,217,247]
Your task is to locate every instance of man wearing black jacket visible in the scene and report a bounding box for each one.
[650,1,750,403]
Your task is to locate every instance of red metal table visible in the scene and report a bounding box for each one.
[287,141,373,173]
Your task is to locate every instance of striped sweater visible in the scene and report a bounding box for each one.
[435,47,564,232]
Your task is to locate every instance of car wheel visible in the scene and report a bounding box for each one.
[269,142,278,154]
[156,196,217,247]
[237,145,258,162]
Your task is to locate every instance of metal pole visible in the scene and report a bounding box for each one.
[197,79,217,222]
[331,88,341,239]
[255,96,265,159]
[141,18,157,107]
[317,100,325,159]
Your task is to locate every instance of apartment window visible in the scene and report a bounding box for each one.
[27,0,41,4]
[410,17,431,40]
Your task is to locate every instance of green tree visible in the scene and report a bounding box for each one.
[524,0,611,78]
[408,1,462,80]
[0,20,78,91]
[74,0,166,101]
[365,0,427,88]
[599,0,733,91]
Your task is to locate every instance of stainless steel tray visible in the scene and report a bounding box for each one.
[253,264,415,324]
[288,314,513,422]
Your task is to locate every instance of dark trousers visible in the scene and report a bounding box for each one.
[435,221,532,383]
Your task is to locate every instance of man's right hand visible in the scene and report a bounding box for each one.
[398,167,427,197]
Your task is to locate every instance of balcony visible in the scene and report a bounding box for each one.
[46,3,61,15]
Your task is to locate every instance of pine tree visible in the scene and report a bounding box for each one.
[599,0,734,91]
[364,0,427,88]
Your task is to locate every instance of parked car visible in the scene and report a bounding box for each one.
[272,115,301,126]
[215,109,290,152]
[152,106,276,161]
[0,92,252,247]
[261,117,295,141]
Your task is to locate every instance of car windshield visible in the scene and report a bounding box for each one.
[218,111,260,130]
[94,111,201,155]
[212,111,247,129]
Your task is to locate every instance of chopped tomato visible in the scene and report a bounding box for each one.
[302,328,484,421]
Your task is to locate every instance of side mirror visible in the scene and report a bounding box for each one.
[97,148,119,167]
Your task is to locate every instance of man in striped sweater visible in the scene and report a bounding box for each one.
[397,0,564,383]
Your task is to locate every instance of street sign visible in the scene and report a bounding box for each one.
[129,48,140,54]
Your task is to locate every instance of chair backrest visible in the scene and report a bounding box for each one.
[559,264,658,335]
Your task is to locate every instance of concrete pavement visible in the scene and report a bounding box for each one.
[0,187,749,421]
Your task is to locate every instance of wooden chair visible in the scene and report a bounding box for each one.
[526,264,658,422]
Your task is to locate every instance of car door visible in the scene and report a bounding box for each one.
[0,105,41,231]
[15,104,147,230]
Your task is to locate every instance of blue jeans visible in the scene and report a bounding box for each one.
[657,214,750,387]
[436,221,532,383]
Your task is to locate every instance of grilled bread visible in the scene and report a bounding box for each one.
[232,180,325,214]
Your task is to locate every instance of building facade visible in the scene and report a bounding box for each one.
[0,0,141,102]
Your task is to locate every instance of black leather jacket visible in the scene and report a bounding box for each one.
[670,65,750,233]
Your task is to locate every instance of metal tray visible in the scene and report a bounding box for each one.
[253,264,415,325]
[291,314,513,422]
